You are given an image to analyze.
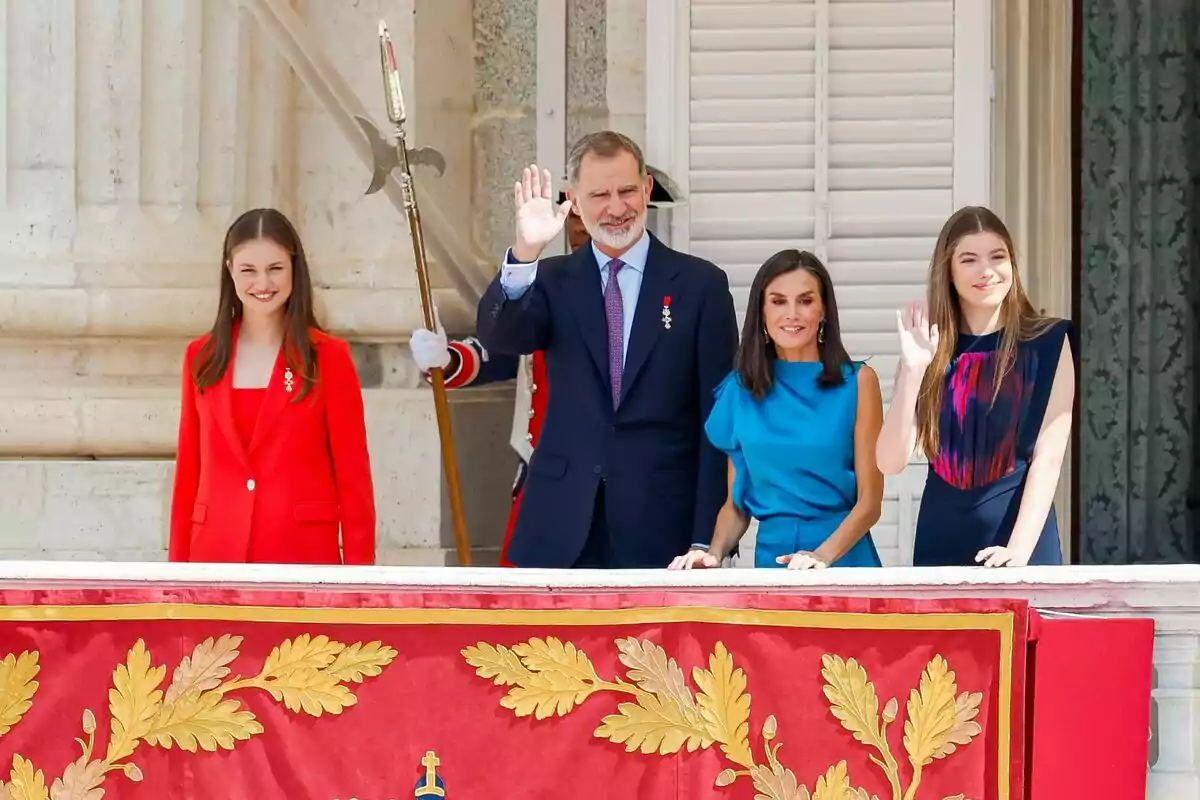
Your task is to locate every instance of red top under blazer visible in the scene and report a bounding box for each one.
[169,329,376,564]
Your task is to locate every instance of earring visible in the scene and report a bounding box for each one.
[818,320,826,344]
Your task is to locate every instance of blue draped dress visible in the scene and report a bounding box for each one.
[704,360,881,568]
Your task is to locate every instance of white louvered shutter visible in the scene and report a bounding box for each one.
[687,1,819,328]
[679,0,990,566]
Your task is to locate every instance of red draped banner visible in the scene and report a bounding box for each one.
[0,588,1028,799]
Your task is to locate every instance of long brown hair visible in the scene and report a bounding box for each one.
[915,206,1056,458]
[737,249,853,399]
[192,208,322,400]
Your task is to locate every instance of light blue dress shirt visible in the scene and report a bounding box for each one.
[499,230,649,366]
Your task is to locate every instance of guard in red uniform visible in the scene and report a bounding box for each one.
[409,195,588,566]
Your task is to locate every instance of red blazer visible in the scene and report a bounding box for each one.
[169,329,376,565]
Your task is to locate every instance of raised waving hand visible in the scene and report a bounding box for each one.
[897,301,940,372]
[512,164,574,262]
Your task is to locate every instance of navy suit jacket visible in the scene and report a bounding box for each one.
[475,233,738,568]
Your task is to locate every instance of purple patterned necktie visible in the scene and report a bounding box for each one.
[604,258,625,408]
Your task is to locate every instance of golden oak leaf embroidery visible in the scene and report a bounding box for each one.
[49,755,106,800]
[749,759,808,800]
[142,689,263,752]
[259,634,345,677]
[465,639,984,800]
[501,667,597,719]
[821,655,904,800]
[162,635,242,706]
[594,692,709,755]
[5,754,49,800]
[934,692,984,760]
[325,642,397,684]
[459,643,533,687]
[0,635,395,798]
[812,761,852,800]
[512,638,600,684]
[614,638,704,729]
[106,640,166,763]
[0,652,40,738]
[693,642,754,769]
[258,667,357,717]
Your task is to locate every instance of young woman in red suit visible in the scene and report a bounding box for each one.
[169,208,376,564]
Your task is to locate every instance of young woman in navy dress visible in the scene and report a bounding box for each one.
[876,206,1076,567]
[669,250,884,570]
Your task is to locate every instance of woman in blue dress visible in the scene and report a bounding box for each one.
[876,206,1076,567]
[668,249,884,570]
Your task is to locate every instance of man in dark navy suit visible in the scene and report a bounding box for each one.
[476,131,738,569]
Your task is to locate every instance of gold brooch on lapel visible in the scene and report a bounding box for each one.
[662,296,672,330]
[284,367,294,393]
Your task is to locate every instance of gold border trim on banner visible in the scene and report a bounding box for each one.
[0,604,1016,798]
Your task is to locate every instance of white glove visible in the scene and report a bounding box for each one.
[409,327,451,371]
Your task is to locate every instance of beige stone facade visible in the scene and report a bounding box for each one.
[0,0,648,563]
[0,1,1077,567]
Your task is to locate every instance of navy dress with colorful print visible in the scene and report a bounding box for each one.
[912,319,1075,566]
[705,360,882,568]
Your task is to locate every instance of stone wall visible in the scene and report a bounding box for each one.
[468,0,648,260]
[606,0,648,146]
[0,0,649,564]
[568,0,610,147]
[0,0,510,563]
[470,0,539,259]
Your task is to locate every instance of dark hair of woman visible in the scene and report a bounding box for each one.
[736,248,853,400]
[192,208,323,400]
